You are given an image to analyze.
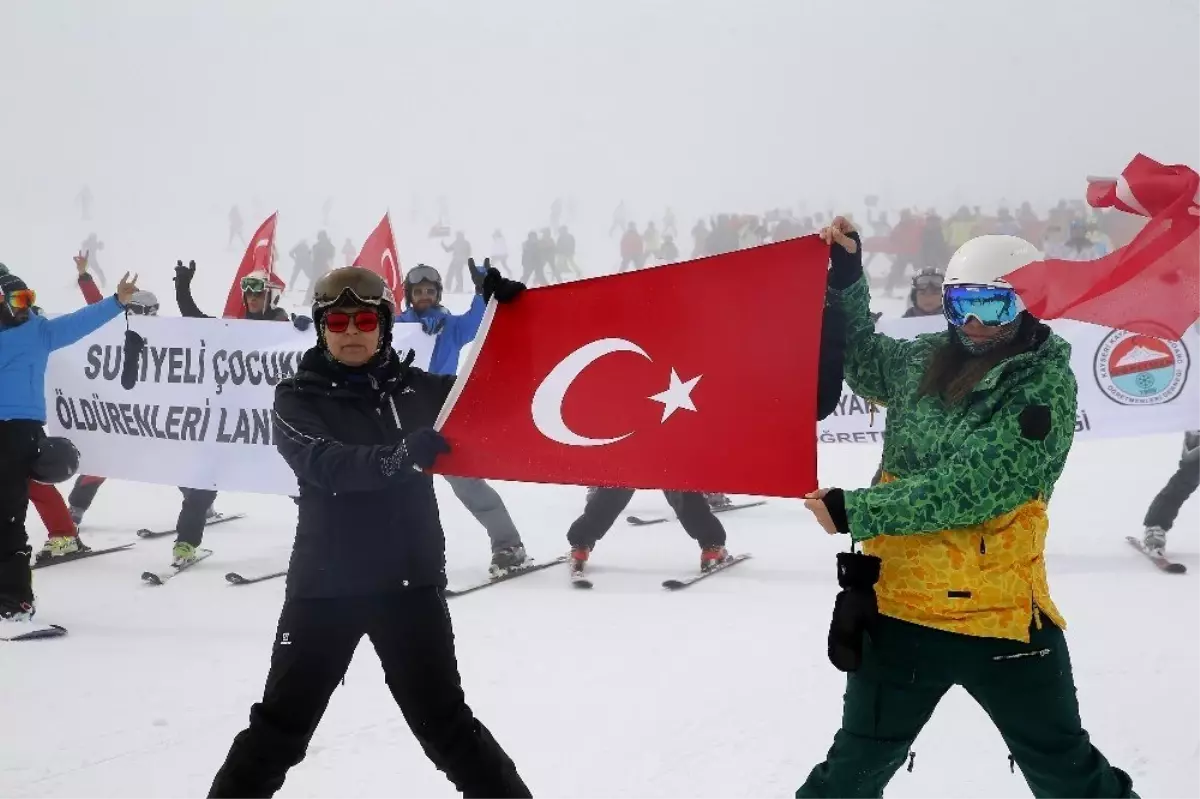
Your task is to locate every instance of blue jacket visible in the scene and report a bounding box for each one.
[395,294,485,376]
[0,296,124,422]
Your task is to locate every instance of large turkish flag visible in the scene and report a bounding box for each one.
[432,236,831,498]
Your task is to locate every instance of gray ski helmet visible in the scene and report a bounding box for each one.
[127,289,159,316]
[0,262,9,277]
[403,264,442,307]
[31,437,81,484]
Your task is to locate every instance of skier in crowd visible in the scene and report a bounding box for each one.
[61,251,161,534]
[341,237,356,267]
[538,228,560,283]
[1,267,137,621]
[209,265,530,798]
[228,205,245,249]
[397,262,529,573]
[556,225,583,278]
[1139,430,1199,558]
[490,229,512,276]
[309,230,336,301]
[567,263,847,580]
[1045,218,1108,261]
[618,222,644,272]
[287,240,313,295]
[169,261,304,569]
[80,233,107,288]
[441,230,472,293]
[797,219,1134,797]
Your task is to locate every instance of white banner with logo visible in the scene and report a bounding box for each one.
[45,316,434,495]
[818,316,1199,445]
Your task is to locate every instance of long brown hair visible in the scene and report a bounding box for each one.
[919,315,1042,405]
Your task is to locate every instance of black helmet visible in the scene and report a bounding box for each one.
[31,437,81,484]
[311,267,396,356]
[403,264,442,307]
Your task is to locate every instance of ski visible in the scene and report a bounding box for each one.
[225,570,287,586]
[1,622,68,641]
[626,501,768,527]
[32,542,135,570]
[662,553,752,590]
[141,549,214,585]
[446,555,569,597]
[1126,536,1187,574]
[136,513,246,539]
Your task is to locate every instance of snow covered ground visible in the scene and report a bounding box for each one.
[4,290,1199,798]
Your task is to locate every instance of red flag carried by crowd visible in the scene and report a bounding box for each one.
[1005,154,1199,339]
[222,212,284,318]
[354,213,403,298]
[432,237,831,498]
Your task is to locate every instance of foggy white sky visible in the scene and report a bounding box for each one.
[1,0,1197,302]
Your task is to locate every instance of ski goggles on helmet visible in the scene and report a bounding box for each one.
[404,264,441,288]
[913,272,944,292]
[323,309,380,334]
[2,287,36,310]
[942,284,1023,327]
[240,275,271,294]
[313,267,391,311]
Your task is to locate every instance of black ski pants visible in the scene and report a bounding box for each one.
[176,487,218,547]
[1144,445,1199,532]
[567,488,725,550]
[209,587,530,799]
[0,420,43,606]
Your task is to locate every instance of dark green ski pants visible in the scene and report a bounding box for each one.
[797,615,1136,798]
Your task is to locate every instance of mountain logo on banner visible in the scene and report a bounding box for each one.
[1094,329,1190,405]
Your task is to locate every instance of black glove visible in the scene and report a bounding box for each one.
[468,257,489,293]
[481,267,526,304]
[820,488,850,534]
[174,259,196,286]
[827,551,882,673]
[827,231,863,291]
[121,329,146,390]
[291,313,313,331]
[400,427,451,470]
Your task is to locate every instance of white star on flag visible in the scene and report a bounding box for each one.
[648,369,702,422]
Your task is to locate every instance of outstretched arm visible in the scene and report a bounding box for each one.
[174,261,212,319]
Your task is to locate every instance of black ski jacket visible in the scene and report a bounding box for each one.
[273,348,454,598]
[815,290,847,421]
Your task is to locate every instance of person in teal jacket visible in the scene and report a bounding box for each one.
[395,261,529,575]
[0,269,139,621]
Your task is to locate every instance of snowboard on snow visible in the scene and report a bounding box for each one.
[1,621,68,641]
[136,513,246,539]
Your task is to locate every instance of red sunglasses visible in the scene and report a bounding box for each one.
[324,309,379,333]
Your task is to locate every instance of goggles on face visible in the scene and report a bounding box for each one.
[240,275,270,294]
[128,300,159,316]
[913,274,944,292]
[324,309,380,334]
[2,288,36,310]
[943,284,1023,327]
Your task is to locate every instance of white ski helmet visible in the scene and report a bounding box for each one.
[944,235,1041,290]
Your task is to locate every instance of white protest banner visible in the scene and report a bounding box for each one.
[45,316,434,494]
[818,316,1200,445]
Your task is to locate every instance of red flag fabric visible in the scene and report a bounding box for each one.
[353,213,403,298]
[222,212,284,319]
[431,236,830,498]
[1006,154,1199,339]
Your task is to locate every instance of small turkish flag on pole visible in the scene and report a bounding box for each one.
[353,213,403,299]
[223,212,284,319]
[432,236,831,498]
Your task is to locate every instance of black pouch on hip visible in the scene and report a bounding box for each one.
[827,549,882,673]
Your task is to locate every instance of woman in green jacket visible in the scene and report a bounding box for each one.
[796,218,1135,798]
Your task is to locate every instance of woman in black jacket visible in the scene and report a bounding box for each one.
[209,265,531,799]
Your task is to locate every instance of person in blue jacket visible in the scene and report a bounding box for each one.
[0,268,139,621]
[396,261,528,574]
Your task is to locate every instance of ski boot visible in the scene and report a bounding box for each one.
[700,545,732,572]
[704,493,733,510]
[69,505,86,526]
[171,542,200,568]
[569,546,590,578]
[489,545,529,577]
[35,535,90,564]
[205,504,220,522]
[1143,526,1168,557]
[0,597,35,623]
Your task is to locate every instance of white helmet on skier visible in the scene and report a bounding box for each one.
[942,235,1039,328]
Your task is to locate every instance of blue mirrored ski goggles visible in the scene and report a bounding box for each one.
[942,284,1023,327]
